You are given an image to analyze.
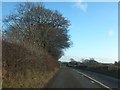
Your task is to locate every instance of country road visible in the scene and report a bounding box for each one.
[45,66,119,89]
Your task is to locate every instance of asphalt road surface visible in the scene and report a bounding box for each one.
[76,68,120,88]
[45,66,119,89]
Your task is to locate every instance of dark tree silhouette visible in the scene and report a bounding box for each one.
[3,2,72,59]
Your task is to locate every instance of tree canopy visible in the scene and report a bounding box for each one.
[3,2,72,59]
[82,58,99,65]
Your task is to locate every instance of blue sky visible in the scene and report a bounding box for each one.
[2,2,118,63]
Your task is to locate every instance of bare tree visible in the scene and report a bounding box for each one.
[3,2,72,59]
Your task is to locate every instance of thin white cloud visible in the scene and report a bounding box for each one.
[108,30,114,37]
[73,2,88,12]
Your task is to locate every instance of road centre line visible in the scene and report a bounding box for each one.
[91,81,95,83]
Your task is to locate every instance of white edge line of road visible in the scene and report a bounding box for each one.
[73,69,112,90]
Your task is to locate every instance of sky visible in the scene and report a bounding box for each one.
[2,2,118,63]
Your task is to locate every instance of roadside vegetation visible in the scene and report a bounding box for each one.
[65,58,120,79]
[2,2,71,88]
[84,60,120,78]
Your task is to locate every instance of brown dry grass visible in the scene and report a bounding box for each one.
[2,41,59,88]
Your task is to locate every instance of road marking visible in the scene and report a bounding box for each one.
[91,81,95,83]
[73,69,112,90]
